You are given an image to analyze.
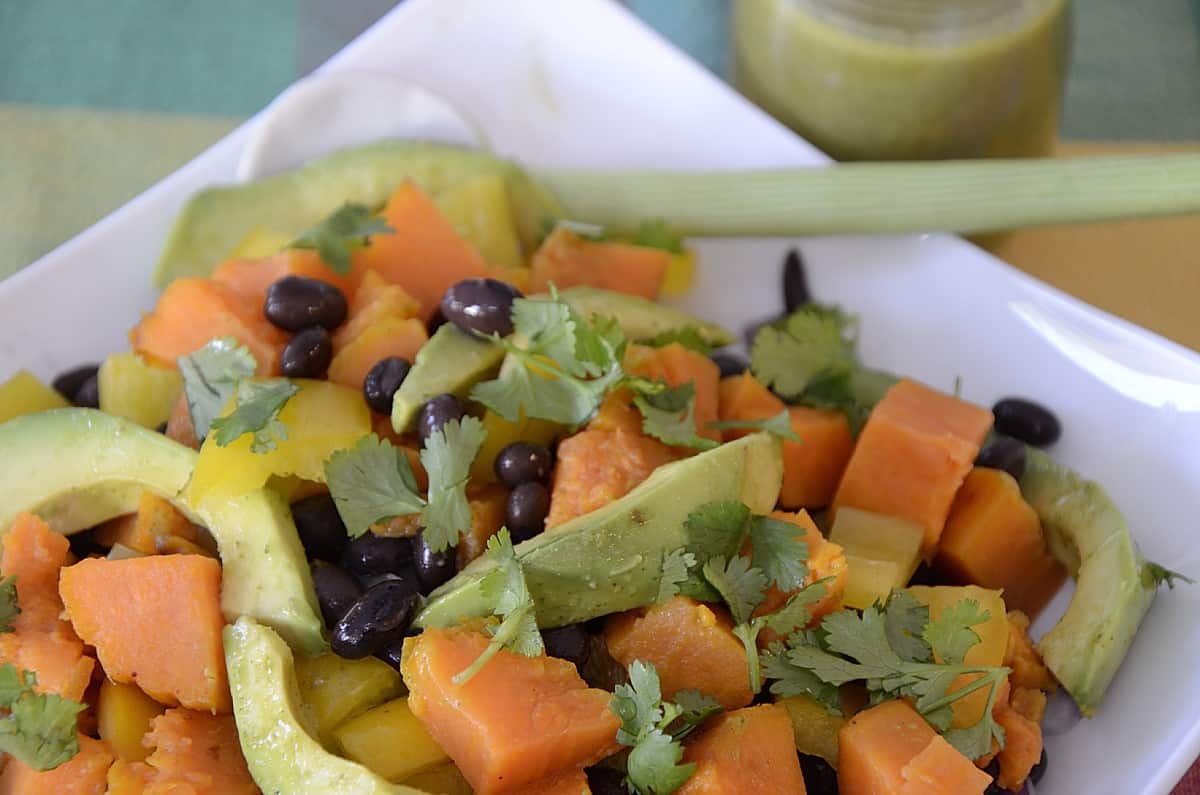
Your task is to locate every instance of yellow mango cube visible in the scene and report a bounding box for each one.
[830,507,924,609]
[98,351,183,429]
[295,653,403,747]
[97,679,166,761]
[0,370,69,425]
[403,762,473,795]
[777,694,845,766]
[333,698,448,783]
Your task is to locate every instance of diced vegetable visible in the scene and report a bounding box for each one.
[546,427,677,528]
[0,370,70,425]
[130,277,288,375]
[1004,611,1057,692]
[676,704,807,795]
[530,227,669,300]
[605,596,753,710]
[328,316,429,390]
[776,694,844,766]
[435,173,525,270]
[751,510,847,639]
[213,248,354,306]
[333,270,421,351]
[97,352,184,430]
[0,735,114,794]
[333,697,449,782]
[401,626,621,795]
[780,407,854,509]
[627,342,722,444]
[93,492,200,556]
[993,685,1044,791]
[716,373,786,440]
[832,379,993,558]
[829,508,924,611]
[456,484,509,569]
[403,762,475,795]
[351,183,491,321]
[937,467,1067,618]
[295,653,403,746]
[134,708,259,794]
[58,555,231,713]
[97,680,166,762]
[514,768,592,795]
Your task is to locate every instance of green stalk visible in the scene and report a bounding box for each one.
[538,154,1200,236]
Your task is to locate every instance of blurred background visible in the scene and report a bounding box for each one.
[1,0,1197,350]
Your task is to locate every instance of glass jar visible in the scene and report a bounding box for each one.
[732,0,1072,161]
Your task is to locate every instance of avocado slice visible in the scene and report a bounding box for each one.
[417,432,783,629]
[1019,448,1157,716]
[559,286,735,348]
[0,409,325,656]
[155,141,562,286]
[390,324,506,433]
[225,617,419,794]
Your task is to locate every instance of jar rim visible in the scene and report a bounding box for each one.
[780,0,1067,46]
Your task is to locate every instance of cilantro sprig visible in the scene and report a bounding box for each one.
[762,590,1010,759]
[210,378,298,454]
[324,417,487,552]
[286,202,393,274]
[1144,560,1196,589]
[0,576,18,634]
[630,381,717,451]
[707,409,799,442]
[177,336,257,440]
[611,661,721,795]
[646,327,712,356]
[453,529,543,684]
[0,664,85,771]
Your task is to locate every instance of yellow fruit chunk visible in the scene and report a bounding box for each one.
[0,370,70,424]
[333,697,449,783]
[908,585,1008,728]
[777,694,844,766]
[295,652,403,747]
[189,379,370,501]
[436,174,524,270]
[660,249,696,296]
[97,679,166,762]
[403,762,474,795]
[830,507,924,610]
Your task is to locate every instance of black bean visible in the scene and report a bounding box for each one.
[992,398,1061,448]
[976,436,1028,481]
[72,374,100,409]
[541,624,591,669]
[362,357,411,415]
[52,364,99,401]
[710,350,749,378]
[507,482,550,542]
[798,753,839,795]
[264,275,348,331]
[311,562,364,629]
[331,580,420,659]
[281,327,333,379]
[440,278,523,337]
[585,766,627,795]
[341,533,415,579]
[417,394,464,444]
[494,442,553,487]
[291,493,348,562]
[782,248,812,312]
[68,529,107,560]
[374,635,410,671]
[413,531,457,593]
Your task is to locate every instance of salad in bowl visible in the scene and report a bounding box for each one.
[0,140,1181,795]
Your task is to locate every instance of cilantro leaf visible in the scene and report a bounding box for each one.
[472,349,608,427]
[657,548,697,604]
[613,660,665,745]
[453,529,543,684]
[286,202,393,274]
[763,639,842,713]
[627,730,695,795]
[632,219,685,254]
[420,416,487,553]
[632,381,718,451]
[324,434,425,538]
[0,663,84,771]
[923,599,989,666]
[1144,561,1196,590]
[702,556,767,626]
[647,327,712,356]
[670,690,722,740]
[210,378,297,454]
[177,336,257,440]
[748,516,809,592]
[0,576,18,633]
[750,308,856,399]
[883,589,933,663]
[763,581,827,638]
[707,409,799,442]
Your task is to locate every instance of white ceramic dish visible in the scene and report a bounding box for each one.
[2,1,1199,792]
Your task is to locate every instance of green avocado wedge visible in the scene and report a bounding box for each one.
[0,409,325,656]
[155,141,562,286]
[225,617,420,795]
[391,324,506,433]
[559,286,735,349]
[416,432,783,630]
[1020,448,1157,716]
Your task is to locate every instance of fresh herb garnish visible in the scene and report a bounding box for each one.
[707,409,799,442]
[323,418,487,551]
[631,381,718,451]
[453,529,543,684]
[286,202,393,274]
[177,336,257,440]
[657,549,697,604]
[646,327,712,356]
[210,378,298,454]
[0,664,85,771]
[612,660,722,795]
[0,576,18,634]
[762,591,1010,759]
[1144,561,1196,589]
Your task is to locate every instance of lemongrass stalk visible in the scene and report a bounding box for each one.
[537,154,1200,236]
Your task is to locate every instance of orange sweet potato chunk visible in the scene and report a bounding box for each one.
[59,555,230,713]
[1004,611,1058,692]
[135,708,259,794]
[937,468,1067,618]
[677,705,807,795]
[333,269,422,351]
[211,249,354,309]
[0,735,114,795]
[0,513,95,702]
[832,379,993,558]
[130,278,287,376]
[626,343,721,444]
[93,492,199,556]
[605,596,752,710]
[750,510,847,642]
[530,228,669,300]
[351,182,490,321]
[716,373,786,440]
[457,483,510,570]
[838,699,990,795]
[327,316,428,390]
[546,428,677,528]
[401,627,621,795]
[781,407,854,510]
[514,768,592,795]
[165,392,199,450]
[993,690,1043,792]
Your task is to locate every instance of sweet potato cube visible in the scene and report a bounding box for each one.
[676,705,807,795]
[530,227,669,301]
